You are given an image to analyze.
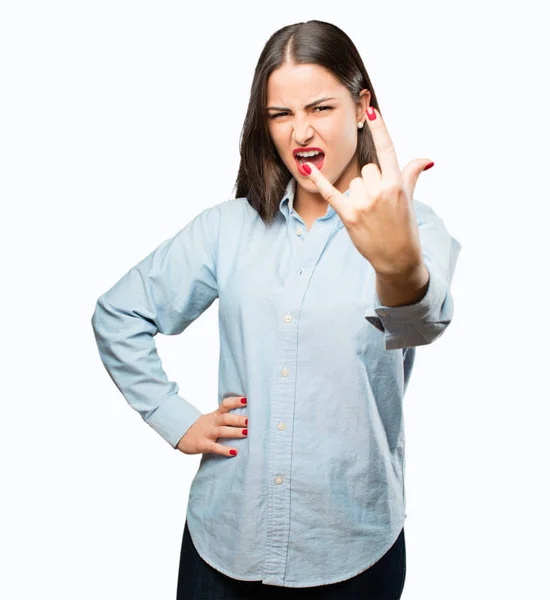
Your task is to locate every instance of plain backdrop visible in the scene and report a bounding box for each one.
[1,1,548,598]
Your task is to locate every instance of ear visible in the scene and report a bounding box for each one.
[356,89,371,121]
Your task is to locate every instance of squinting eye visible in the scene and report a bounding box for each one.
[268,106,334,120]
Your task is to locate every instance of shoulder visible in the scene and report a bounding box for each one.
[170,197,264,248]
[219,196,260,221]
[173,197,253,233]
[195,196,258,223]
[198,196,268,234]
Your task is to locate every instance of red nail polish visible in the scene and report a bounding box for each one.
[230,449,237,456]
[242,429,248,435]
[241,397,247,404]
[245,419,248,425]
[303,163,311,175]
[423,161,434,171]
[366,107,376,121]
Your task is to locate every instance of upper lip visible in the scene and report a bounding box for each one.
[293,147,325,158]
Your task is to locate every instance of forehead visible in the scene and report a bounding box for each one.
[266,63,343,103]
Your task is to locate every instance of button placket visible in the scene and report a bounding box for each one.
[264,218,337,583]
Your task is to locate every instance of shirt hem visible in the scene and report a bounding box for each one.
[188,517,406,589]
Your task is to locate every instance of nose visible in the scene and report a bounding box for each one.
[292,117,314,147]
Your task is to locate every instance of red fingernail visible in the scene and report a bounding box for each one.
[423,161,435,171]
[241,397,247,404]
[366,107,376,121]
[303,163,311,175]
[242,429,248,435]
[245,418,248,425]
[230,449,237,456]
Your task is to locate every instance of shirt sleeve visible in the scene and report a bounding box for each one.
[364,199,461,351]
[91,203,221,449]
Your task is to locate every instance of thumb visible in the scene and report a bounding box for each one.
[402,159,434,200]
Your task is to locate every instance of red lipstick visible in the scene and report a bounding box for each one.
[293,147,325,175]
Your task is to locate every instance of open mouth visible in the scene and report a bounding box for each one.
[294,152,325,175]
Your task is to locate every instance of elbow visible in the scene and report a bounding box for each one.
[90,296,105,333]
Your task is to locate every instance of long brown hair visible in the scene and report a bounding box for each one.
[233,20,381,228]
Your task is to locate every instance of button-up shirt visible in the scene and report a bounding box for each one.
[91,177,461,588]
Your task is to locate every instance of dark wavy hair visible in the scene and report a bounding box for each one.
[233,20,382,228]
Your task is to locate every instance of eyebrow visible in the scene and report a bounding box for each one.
[266,97,337,111]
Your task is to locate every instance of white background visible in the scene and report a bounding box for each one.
[1,1,548,598]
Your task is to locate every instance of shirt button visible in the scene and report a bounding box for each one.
[274,475,284,485]
[284,313,292,323]
[277,421,286,430]
[295,226,303,236]
[281,367,289,377]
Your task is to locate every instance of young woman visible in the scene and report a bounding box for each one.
[92,19,461,599]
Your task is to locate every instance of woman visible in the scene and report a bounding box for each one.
[91,19,461,599]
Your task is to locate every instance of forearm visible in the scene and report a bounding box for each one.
[375,262,430,308]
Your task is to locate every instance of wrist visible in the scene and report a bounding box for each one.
[375,262,430,307]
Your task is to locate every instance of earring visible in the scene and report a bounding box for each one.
[357,121,364,129]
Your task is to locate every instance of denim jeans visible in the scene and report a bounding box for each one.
[176,520,406,599]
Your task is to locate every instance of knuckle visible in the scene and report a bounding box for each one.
[360,164,374,177]
[370,188,384,202]
[378,139,395,154]
[347,212,359,226]
[326,190,339,203]
[383,181,402,196]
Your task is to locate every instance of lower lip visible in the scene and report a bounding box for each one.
[295,155,324,175]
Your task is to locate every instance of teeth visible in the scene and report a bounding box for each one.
[295,150,323,158]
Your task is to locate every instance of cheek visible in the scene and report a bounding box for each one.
[338,120,360,152]
[321,116,354,144]
[323,130,356,160]
[268,127,286,152]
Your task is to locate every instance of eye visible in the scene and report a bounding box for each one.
[268,112,288,120]
[268,106,334,120]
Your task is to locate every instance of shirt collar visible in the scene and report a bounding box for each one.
[279,177,348,229]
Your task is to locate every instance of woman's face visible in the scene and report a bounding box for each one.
[266,62,370,196]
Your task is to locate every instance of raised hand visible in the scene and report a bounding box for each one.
[302,106,434,279]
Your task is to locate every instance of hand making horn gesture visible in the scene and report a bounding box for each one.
[302,106,434,280]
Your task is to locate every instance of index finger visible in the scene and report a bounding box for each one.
[302,161,348,219]
[365,107,401,182]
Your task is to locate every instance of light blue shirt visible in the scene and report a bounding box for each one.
[91,177,461,588]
